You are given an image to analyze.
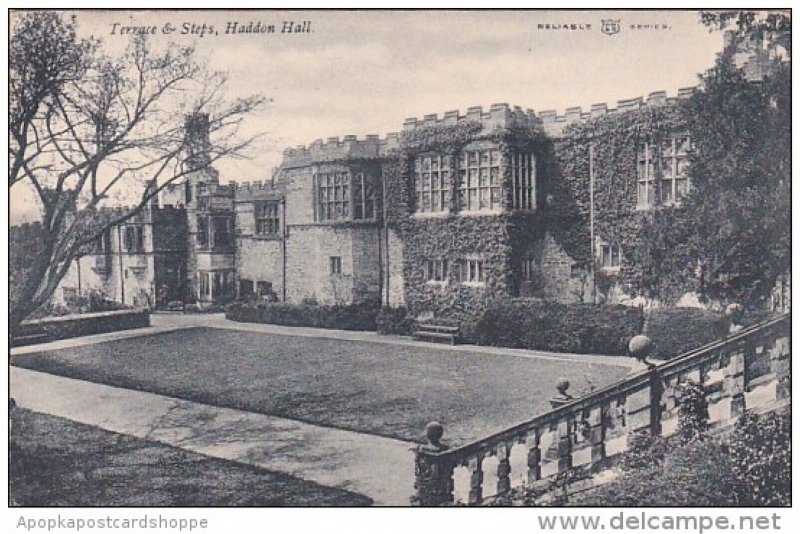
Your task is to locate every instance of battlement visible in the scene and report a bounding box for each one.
[9,221,44,241]
[281,134,391,168]
[401,103,538,134]
[196,182,234,197]
[279,104,539,168]
[233,180,283,202]
[538,87,696,137]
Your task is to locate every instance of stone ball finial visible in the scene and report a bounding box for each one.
[629,334,653,361]
[425,421,444,447]
[555,377,570,395]
[725,303,743,319]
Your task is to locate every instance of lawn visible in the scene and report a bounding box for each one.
[9,408,371,506]
[12,327,628,444]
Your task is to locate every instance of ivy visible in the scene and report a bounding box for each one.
[550,105,690,301]
[382,121,549,317]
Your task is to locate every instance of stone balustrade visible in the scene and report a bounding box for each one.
[413,313,791,506]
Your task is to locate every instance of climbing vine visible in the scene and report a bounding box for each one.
[382,120,552,317]
[551,104,690,302]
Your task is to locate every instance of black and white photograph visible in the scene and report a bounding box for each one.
[4,4,793,531]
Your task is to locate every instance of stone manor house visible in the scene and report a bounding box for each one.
[44,39,788,315]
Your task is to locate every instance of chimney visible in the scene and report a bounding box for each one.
[144,179,159,210]
[184,113,211,170]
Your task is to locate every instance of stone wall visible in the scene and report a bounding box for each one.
[538,233,589,303]
[13,309,151,346]
[386,229,405,307]
[236,237,283,296]
[284,225,381,305]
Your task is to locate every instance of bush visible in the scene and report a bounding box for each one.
[470,299,644,355]
[568,410,790,507]
[226,300,379,332]
[376,307,415,335]
[569,438,740,506]
[726,411,791,506]
[644,307,729,360]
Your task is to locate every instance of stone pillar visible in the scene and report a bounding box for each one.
[527,428,542,483]
[412,421,453,506]
[770,335,791,401]
[495,442,511,496]
[557,417,574,473]
[466,454,484,505]
[588,404,607,468]
[724,345,747,419]
[545,378,574,462]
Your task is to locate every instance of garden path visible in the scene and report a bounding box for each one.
[10,366,415,506]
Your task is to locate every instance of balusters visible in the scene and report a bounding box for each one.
[496,442,512,495]
[411,314,790,507]
[588,404,606,468]
[557,415,574,472]
[466,454,484,505]
[770,335,791,402]
[724,343,747,418]
[527,427,542,483]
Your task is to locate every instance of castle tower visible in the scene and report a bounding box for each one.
[185,112,212,171]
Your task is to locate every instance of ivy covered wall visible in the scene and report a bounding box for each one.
[383,120,587,318]
[551,104,691,303]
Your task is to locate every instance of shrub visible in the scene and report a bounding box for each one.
[470,299,644,355]
[226,300,379,332]
[376,307,415,335]
[644,307,728,360]
[569,438,740,506]
[567,410,790,507]
[676,380,709,442]
[725,411,791,506]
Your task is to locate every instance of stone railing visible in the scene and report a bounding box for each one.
[412,313,791,506]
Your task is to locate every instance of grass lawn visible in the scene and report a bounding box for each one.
[12,327,627,444]
[9,408,371,506]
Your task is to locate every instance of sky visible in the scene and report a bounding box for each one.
[9,9,727,222]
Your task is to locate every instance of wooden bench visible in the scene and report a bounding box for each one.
[414,323,459,345]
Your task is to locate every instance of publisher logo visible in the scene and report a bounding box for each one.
[601,19,621,36]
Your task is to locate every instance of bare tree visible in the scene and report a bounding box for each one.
[9,12,265,330]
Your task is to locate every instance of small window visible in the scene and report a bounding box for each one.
[239,279,254,299]
[424,259,449,282]
[599,243,623,269]
[123,225,144,253]
[459,259,485,284]
[521,258,536,281]
[330,256,342,275]
[256,281,273,296]
[99,229,112,254]
[255,202,280,236]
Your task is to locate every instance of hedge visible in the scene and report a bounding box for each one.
[226,301,380,332]
[13,309,150,347]
[225,297,761,361]
[375,307,415,335]
[469,299,644,356]
[643,307,729,360]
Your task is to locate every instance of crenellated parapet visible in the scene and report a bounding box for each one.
[401,103,538,134]
[233,180,283,203]
[9,221,45,243]
[281,135,388,168]
[538,87,696,137]
[279,103,539,169]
